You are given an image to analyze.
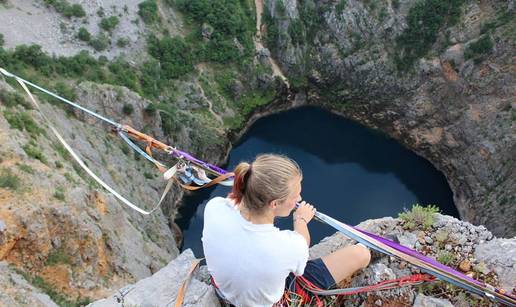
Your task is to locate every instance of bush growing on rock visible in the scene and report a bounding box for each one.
[116,37,130,47]
[43,0,86,18]
[398,204,439,230]
[122,103,134,115]
[23,141,47,163]
[100,16,120,33]
[148,35,194,79]
[89,33,110,51]
[174,0,254,64]
[0,90,31,108]
[465,35,493,63]
[4,110,45,138]
[138,0,159,24]
[0,168,20,190]
[394,0,465,70]
[77,27,91,42]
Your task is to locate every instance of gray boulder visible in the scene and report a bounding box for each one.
[88,249,219,307]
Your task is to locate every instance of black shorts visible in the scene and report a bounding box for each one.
[285,258,336,290]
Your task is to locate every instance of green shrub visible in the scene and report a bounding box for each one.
[276,0,286,16]
[50,82,76,105]
[174,0,254,64]
[90,33,110,51]
[43,0,85,18]
[122,104,134,115]
[464,35,493,63]
[335,0,347,14]
[392,0,400,9]
[53,186,65,201]
[46,248,70,265]
[148,35,194,79]
[144,103,157,115]
[17,163,35,174]
[288,19,304,45]
[116,37,130,47]
[99,16,119,32]
[263,7,280,53]
[4,110,45,138]
[0,33,4,46]
[23,142,47,163]
[0,90,31,108]
[77,27,91,42]
[398,204,439,230]
[0,168,20,190]
[394,0,465,70]
[138,0,159,24]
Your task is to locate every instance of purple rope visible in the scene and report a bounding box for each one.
[170,149,228,175]
[354,227,485,286]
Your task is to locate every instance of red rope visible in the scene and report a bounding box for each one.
[290,273,436,301]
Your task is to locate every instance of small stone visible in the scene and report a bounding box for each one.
[466,271,475,278]
[413,294,454,307]
[418,238,426,245]
[445,244,452,251]
[459,259,471,272]
[375,299,382,306]
[399,262,407,269]
[425,236,433,244]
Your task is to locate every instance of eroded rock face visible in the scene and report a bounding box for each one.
[0,80,180,301]
[0,261,58,307]
[264,0,515,237]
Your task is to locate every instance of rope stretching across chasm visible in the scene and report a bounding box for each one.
[1,68,514,306]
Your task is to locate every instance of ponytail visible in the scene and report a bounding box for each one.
[228,154,302,213]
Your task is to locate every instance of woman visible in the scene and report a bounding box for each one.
[202,154,371,306]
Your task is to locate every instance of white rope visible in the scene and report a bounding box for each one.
[13,76,169,215]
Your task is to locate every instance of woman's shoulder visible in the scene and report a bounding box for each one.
[205,197,235,213]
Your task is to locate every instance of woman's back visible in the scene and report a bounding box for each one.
[202,197,308,307]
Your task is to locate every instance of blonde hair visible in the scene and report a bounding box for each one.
[229,154,302,213]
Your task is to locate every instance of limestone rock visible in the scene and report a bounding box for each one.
[475,238,516,292]
[0,261,58,307]
[88,249,220,307]
[413,294,454,307]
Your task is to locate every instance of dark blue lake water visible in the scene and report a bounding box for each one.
[175,106,458,257]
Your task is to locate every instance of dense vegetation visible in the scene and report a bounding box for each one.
[394,0,464,70]
[173,0,255,64]
[43,0,85,18]
[138,0,160,24]
[464,35,493,63]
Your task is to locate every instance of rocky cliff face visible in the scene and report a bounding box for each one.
[0,79,182,303]
[263,0,515,237]
[1,0,514,305]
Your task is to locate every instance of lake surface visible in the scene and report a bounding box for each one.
[175,106,458,257]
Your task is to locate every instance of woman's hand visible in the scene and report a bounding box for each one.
[293,201,316,224]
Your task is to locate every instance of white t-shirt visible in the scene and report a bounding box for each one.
[202,197,309,307]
